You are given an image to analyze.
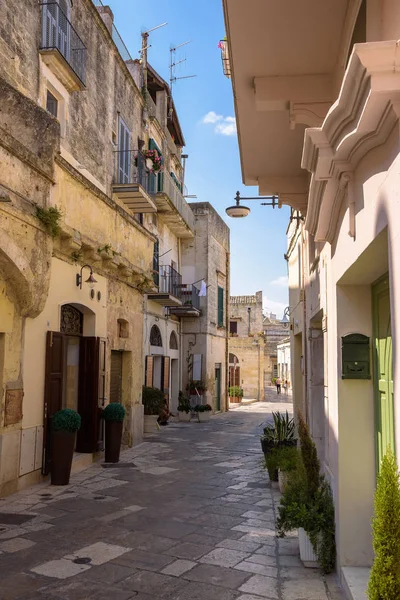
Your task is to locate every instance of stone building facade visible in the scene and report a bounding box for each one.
[180,203,230,412]
[228,291,266,401]
[0,0,228,496]
[263,313,291,385]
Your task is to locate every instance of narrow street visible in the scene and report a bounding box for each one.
[0,404,343,600]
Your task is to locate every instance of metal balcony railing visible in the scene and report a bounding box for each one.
[180,284,200,310]
[40,2,87,84]
[155,171,195,231]
[156,265,182,299]
[219,40,231,78]
[113,150,151,191]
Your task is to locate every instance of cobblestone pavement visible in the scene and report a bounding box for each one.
[0,403,344,600]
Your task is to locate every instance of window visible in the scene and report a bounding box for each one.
[150,325,162,347]
[117,117,131,184]
[217,286,224,327]
[229,321,238,334]
[46,90,58,118]
[169,331,178,349]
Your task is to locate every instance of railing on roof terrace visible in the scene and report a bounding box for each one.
[40,2,87,84]
[92,0,133,61]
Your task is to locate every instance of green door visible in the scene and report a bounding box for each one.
[215,366,221,412]
[372,274,394,472]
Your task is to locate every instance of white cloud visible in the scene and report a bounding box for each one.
[201,112,237,136]
[202,111,223,124]
[270,276,289,287]
[263,296,287,319]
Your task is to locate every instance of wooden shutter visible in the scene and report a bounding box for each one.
[145,356,154,387]
[42,331,65,475]
[76,337,102,453]
[118,118,131,184]
[218,286,224,327]
[110,351,123,403]
[162,356,170,399]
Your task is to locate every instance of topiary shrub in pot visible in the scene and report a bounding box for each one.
[142,386,164,433]
[177,391,192,423]
[102,402,126,463]
[51,409,81,486]
[229,386,243,404]
[368,447,400,600]
[194,403,212,422]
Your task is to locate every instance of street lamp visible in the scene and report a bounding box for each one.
[76,264,97,289]
[225,191,278,218]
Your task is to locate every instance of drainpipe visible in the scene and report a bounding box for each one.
[225,249,230,411]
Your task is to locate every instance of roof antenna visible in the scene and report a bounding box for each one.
[140,22,167,90]
[169,41,196,95]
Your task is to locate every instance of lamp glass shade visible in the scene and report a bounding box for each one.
[85,272,97,288]
[225,205,250,218]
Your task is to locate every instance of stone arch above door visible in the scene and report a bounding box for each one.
[59,302,96,336]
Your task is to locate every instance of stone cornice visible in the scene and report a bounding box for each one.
[302,40,400,242]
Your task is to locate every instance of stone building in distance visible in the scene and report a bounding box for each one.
[263,312,291,385]
[228,291,265,401]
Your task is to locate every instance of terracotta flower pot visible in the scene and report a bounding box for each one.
[105,421,123,463]
[51,430,76,486]
[229,396,241,403]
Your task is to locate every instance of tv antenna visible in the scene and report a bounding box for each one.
[169,41,196,91]
[140,22,167,89]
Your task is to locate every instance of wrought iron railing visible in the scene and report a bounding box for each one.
[92,0,132,61]
[155,171,195,231]
[158,265,182,299]
[179,284,200,310]
[219,40,231,78]
[40,2,87,84]
[113,150,151,193]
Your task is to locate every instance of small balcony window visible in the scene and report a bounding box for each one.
[46,89,58,117]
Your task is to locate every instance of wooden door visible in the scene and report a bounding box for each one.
[76,337,105,453]
[110,350,123,403]
[229,366,240,387]
[372,274,395,472]
[42,331,64,475]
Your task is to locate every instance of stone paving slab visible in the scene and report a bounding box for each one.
[0,402,344,600]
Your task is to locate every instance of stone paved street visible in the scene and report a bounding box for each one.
[0,403,344,600]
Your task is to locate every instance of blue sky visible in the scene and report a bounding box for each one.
[106,0,289,318]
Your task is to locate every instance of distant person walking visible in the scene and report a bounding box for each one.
[283,380,288,394]
[276,377,282,394]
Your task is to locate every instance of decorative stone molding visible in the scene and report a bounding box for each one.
[302,41,400,242]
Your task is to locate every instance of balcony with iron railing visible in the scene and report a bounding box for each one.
[39,2,87,91]
[149,265,183,307]
[152,170,195,237]
[112,150,157,213]
[169,284,201,317]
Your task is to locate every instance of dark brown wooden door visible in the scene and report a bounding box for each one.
[76,337,105,453]
[42,331,64,475]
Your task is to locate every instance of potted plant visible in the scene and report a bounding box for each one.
[186,380,207,396]
[142,386,164,433]
[229,386,243,403]
[143,149,163,173]
[277,445,299,493]
[276,412,336,573]
[265,448,280,488]
[194,403,212,422]
[177,392,191,422]
[260,410,296,455]
[51,408,81,486]
[102,402,126,463]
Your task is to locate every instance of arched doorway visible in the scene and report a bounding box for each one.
[229,353,240,387]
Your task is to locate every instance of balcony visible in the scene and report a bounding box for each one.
[219,40,231,78]
[148,265,183,307]
[169,284,201,317]
[40,2,86,91]
[112,150,157,213]
[151,171,195,238]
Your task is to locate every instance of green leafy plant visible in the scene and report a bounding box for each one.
[368,447,400,600]
[187,380,207,394]
[229,386,243,398]
[262,411,296,445]
[71,249,83,263]
[52,409,81,432]
[98,244,112,255]
[276,413,336,574]
[142,386,164,416]
[272,377,277,385]
[36,205,62,238]
[277,445,299,473]
[102,403,126,422]
[177,392,191,414]
[265,448,280,482]
[194,404,212,412]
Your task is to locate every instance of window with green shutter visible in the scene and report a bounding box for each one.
[217,286,224,327]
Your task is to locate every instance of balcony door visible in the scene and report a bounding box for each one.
[118,117,130,184]
[42,0,71,61]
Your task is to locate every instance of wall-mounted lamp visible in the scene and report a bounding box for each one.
[76,264,97,289]
[225,191,278,218]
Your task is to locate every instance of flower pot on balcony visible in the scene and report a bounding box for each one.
[146,158,153,170]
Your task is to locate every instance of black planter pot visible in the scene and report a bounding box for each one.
[105,421,123,463]
[51,430,76,486]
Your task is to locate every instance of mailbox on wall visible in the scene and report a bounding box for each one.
[341,334,371,379]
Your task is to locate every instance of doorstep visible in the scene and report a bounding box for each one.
[241,398,259,405]
[341,567,370,600]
